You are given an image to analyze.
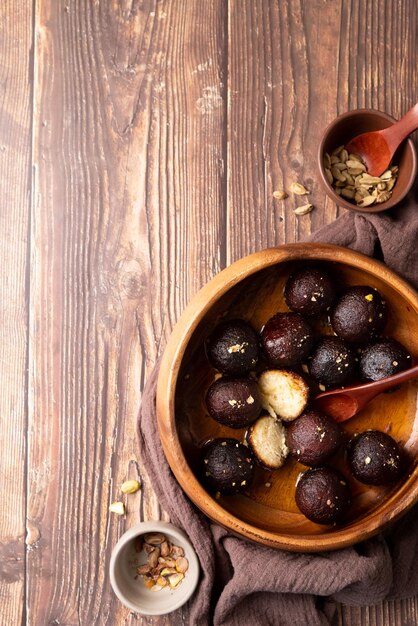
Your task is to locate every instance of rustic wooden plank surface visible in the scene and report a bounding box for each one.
[0,2,33,625]
[1,0,418,624]
[27,0,225,624]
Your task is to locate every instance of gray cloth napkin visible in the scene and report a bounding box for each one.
[138,193,418,626]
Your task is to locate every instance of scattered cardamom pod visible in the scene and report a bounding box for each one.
[331,145,344,156]
[358,195,376,207]
[380,170,393,180]
[273,190,288,200]
[294,203,313,215]
[346,159,366,171]
[289,182,310,195]
[121,479,141,494]
[376,191,391,203]
[325,168,333,185]
[323,149,398,207]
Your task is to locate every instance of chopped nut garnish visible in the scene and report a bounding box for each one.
[136,532,189,592]
[227,342,247,353]
[109,501,125,515]
[170,545,185,557]
[175,557,189,574]
[364,456,371,465]
[144,533,166,545]
[168,573,184,588]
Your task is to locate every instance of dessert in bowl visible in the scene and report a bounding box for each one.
[156,243,418,551]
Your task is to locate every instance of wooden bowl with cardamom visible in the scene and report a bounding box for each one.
[156,243,418,551]
[318,109,417,213]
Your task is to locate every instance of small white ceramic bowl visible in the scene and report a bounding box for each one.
[109,521,200,615]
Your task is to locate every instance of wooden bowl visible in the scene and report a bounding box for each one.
[318,109,417,213]
[156,244,418,552]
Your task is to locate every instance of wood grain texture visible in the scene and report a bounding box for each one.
[0,2,33,625]
[227,0,342,263]
[27,0,225,624]
[1,0,417,624]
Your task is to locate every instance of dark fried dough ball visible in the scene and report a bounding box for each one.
[359,338,412,382]
[261,312,315,368]
[287,409,342,467]
[347,430,403,485]
[202,438,255,495]
[206,319,259,375]
[331,286,387,345]
[205,377,261,428]
[285,265,337,316]
[309,336,356,389]
[295,467,351,525]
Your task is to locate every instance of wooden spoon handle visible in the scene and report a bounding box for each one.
[382,102,418,155]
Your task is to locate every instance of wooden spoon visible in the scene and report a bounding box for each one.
[313,363,418,422]
[345,102,418,176]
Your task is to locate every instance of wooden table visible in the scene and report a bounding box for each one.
[1,1,417,624]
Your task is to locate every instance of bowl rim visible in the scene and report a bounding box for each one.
[109,520,200,614]
[317,108,418,213]
[156,243,418,552]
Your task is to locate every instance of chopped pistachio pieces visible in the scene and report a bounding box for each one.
[109,501,125,515]
[137,532,189,591]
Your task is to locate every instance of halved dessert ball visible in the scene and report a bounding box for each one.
[258,369,309,421]
[359,338,412,382]
[286,409,342,467]
[295,467,352,525]
[202,438,255,495]
[247,415,288,469]
[205,377,261,428]
[330,286,387,345]
[347,430,403,486]
[260,312,315,368]
[206,319,259,375]
[284,265,337,316]
[309,336,357,389]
